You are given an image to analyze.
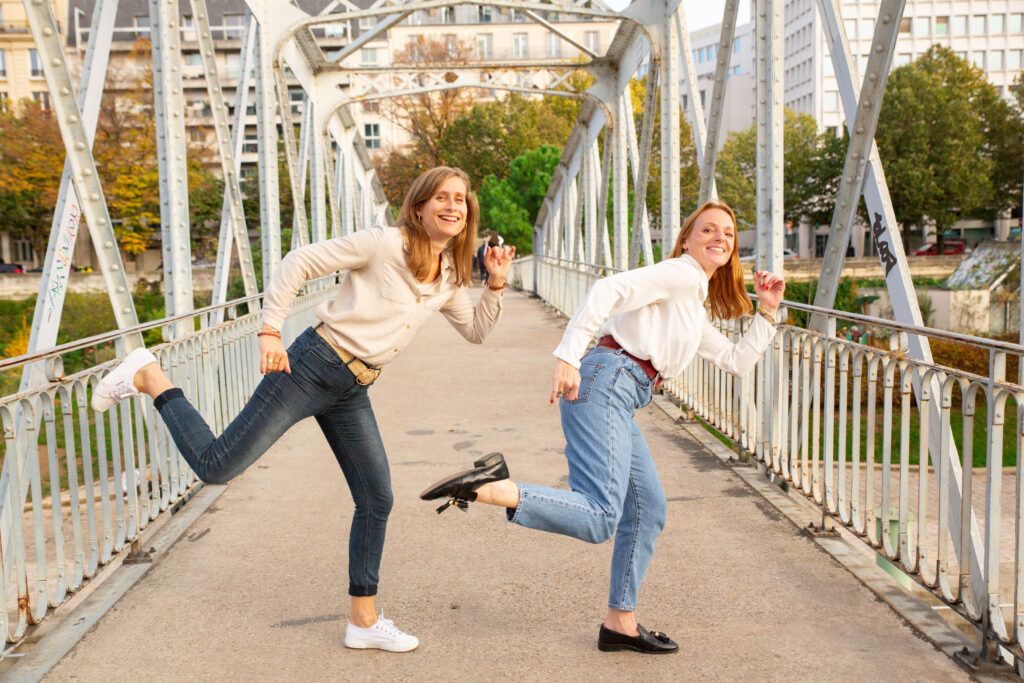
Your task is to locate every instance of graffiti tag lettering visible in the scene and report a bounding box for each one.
[871,212,898,278]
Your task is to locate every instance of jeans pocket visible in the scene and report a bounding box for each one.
[308,334,346,368]
[565,362,604,404]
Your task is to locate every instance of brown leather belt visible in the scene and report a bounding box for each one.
[597,335,661,389]
[314,324,381,386]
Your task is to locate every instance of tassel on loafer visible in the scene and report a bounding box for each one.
[597,624,679,654]
[419,452,509,514]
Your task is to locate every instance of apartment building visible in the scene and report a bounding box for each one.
[0,0,70,113]
[353,5,620,152]
[786,0,1022,134]
[685,20,757,138]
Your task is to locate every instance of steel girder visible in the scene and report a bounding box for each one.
[698,0,740,205]
[149,0,195,336]
[190,0,260,317]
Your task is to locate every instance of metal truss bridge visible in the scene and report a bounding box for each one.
[0,0,1022,676]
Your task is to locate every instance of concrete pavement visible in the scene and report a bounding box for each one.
[42,290,967,681]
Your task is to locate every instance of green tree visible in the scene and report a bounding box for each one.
[439,94,572,184]
[715,109,845,230]
[0,101,64,261]
[507,145,562,221]
[876,46,994,252]
[477,175,533,252]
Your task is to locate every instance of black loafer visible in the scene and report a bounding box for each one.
[597,624,679,654]
[419,452,509,513]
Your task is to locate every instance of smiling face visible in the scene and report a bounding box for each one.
[681,207,736,277]
[417,175,469,246]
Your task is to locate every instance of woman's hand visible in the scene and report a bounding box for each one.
[484,245,517,284]
[259,327,291,375]
[550,359,582,404]
[753,270,786,313]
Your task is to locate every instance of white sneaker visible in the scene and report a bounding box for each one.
[344,613,419,652]
[91,347,158,412]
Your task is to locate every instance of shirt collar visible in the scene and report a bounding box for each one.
[678,254,709,303]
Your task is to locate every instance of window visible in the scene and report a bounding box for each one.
[1010,14,1023,32]
[513,33,528,59]
[184,52,202,70]
[970,50,984,68]
[443,34,457,56]
[361,47,378,65]
[478,6,492,23]
[442,7,455,24]
[733,37,740,53]
[477,34,493,59]
[844,19,857,38]
[991,14,1004,33]
[935,16,949,36]
[546,33,561,58]
[359,17,374,30]
[952,16,967,35]
[0,49,5,79]
[225,52,241,78]
[895,53,911,66]
[364,123,380,149]
[990,50,1003,69]
[324,24,347,38]
[33,91,50,110]
[823,91,838,111]
[362,101,380,113]
[823,58,834,76]
[585,31,599,54]
[898,17,911,34]
[29,49,43,78]
[134,15,150,30]
[956,50,967,60]
[912,17,930,36]
[859,19,873,38]
[971,15,985,34]
[1007,50,1022,70]
[223,13,245,38]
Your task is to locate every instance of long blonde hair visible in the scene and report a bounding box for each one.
[669,201,752,320]
[395,166,478,286]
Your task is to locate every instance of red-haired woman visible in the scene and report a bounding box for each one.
[92,166,516,653]
[421,200,784,653]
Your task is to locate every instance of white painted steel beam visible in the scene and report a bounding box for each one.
[255,24,283,286]
[19,0,121,392]
[190,0,259,313]
[211,13,259,322]
[149,0,194,336]
[698,0,740,204]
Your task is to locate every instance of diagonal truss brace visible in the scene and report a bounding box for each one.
[698,0,740,205]
[190,0,260,310]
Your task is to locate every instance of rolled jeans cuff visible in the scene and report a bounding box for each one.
[154,387,186,411]
[348,584,378,597]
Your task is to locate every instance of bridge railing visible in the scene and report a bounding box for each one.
[515,254,1024,661]
[0,276,337,646]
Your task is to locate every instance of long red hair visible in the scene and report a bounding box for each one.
[395,166,478,286]
[669,201,752,320]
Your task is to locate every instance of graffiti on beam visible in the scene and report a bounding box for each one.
[46,202,82,322]
[871,212,897,278]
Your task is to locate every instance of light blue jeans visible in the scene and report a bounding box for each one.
[509,346,667,611]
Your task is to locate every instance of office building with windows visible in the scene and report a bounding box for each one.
[684,20,757,138]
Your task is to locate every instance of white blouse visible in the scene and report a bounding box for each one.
[552,254,775,380]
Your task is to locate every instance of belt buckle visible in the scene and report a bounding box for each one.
[354,366,380,386]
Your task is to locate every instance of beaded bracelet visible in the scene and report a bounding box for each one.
[257,329,281,339]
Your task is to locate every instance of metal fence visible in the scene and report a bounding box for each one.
[515,254,1024,665]
[0,278,335,645]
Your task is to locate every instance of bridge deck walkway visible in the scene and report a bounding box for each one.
[43,290,966,681]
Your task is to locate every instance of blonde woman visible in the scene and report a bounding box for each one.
[422,200,784,653]
[93,167,516,652]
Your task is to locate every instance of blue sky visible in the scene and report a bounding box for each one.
[603,0,751,31]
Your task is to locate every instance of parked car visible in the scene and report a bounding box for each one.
[913,240,966,256]
[0,263,25,274]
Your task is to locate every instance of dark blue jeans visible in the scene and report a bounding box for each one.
[154,326,392,597]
